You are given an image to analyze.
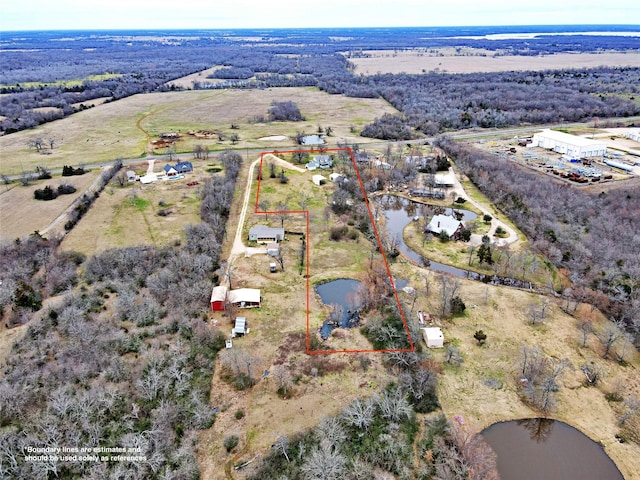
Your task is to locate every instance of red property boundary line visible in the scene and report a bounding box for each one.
[254,147,415,355]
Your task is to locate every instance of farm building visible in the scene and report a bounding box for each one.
[426,214,464,238]
[312,174,327,186]
[434,173,455,187]
[229,288,261,308]
[623,128,640,142]
[249,225,285,243]
[210,286,262,311]
[422,327,444,348]
[530,129,606,158]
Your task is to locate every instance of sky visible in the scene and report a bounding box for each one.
[0,0,639,31]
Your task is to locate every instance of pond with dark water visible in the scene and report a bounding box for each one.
[481,419,623,480]
[316,279,363,339]
[377,195,533,289]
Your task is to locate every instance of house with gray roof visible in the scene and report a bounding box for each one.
[248,225,285,243]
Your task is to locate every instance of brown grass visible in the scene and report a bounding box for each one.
[426,280,640,480]
[349,50,640,75]
[60,167,205,255]
[0,170,101,242]
[0,87,397,176]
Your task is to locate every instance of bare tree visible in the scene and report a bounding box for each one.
[596,319,626,359]
[578,318,593,347]
[438,274,460,318]
[341,397,375,430]
[272,435,290,463]
[301,443,347,480]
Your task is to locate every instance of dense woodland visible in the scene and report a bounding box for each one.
[1,27,639,133]
[0,152,242,479]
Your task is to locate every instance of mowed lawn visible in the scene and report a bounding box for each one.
[0,87,398,176]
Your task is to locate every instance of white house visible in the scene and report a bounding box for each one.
[530,129,606,158]
[312,174,327,186]
[422,327,444,348]
[426,214,464,238]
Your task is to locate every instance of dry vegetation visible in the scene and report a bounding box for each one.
[0,87,398,176]
[60,165,206,255]
[425,278,640,480]
[0,169,101,242]
[349,49,640,75]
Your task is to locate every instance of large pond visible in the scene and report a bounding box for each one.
[481,419,623,480]
[315,279,362,339]
[377,195,533,289]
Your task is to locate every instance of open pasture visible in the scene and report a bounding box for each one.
[349,49,640,75]
[0,87,398,176]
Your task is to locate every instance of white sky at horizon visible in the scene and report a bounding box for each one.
[0,0,638,31]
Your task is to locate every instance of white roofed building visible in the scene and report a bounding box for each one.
[531,129,606,158]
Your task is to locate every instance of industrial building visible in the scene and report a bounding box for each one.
[530,129,606,159]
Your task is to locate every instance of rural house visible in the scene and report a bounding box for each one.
[249,225,285,243]
[163,164,179,177]
[426,214,464,239]
[174,161,193,173]
[306,155,333,170]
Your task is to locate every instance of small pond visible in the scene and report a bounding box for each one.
[316,279,362,339]
[481,419,623,480]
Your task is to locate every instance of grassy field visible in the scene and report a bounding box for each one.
[0,73,122,89]
[349,49,640,75]
[0,169,102,242]
[60,163,207,255]
[0,87,398,176]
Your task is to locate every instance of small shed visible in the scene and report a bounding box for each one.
[126,170,137,182]
[312,174,327,186]
[422,327,444,348]
[329,172,345,182]
[232,317,247,337]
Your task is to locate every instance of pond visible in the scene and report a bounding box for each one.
[316,279,362,339]
[481,419,623,480]
[377,195,533,289]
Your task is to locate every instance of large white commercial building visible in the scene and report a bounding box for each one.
[530,129,607,158]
